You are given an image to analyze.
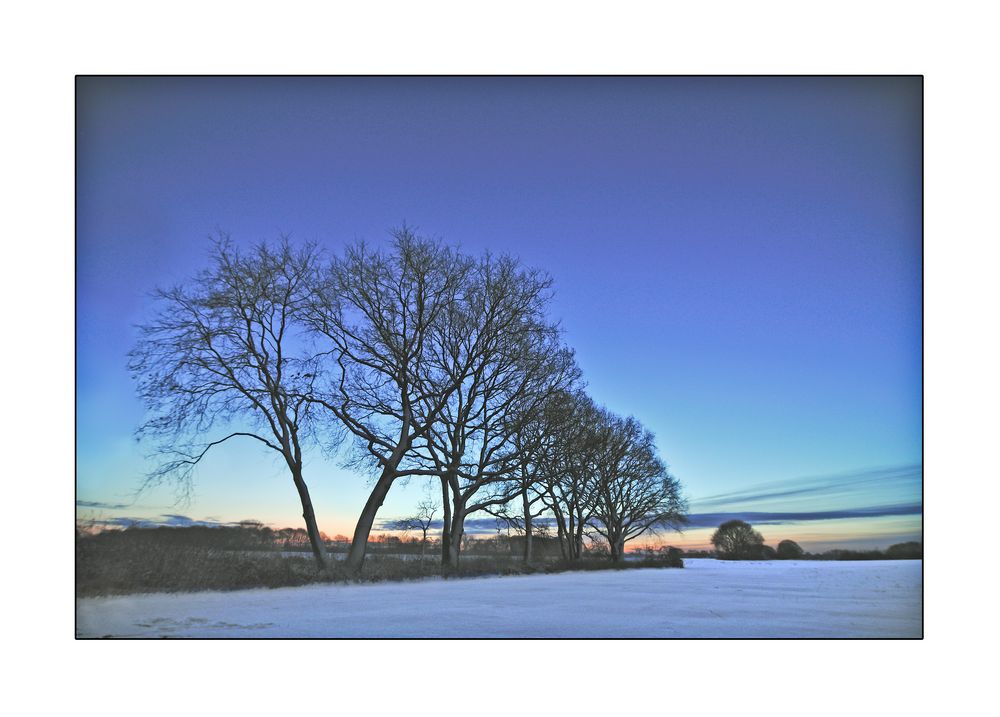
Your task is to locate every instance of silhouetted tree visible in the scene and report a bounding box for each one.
[408,252,580,566]
[776,539,804,559]
[302,228,469,572]
[129,237,330,569]
[710,520,765,560]
[587,410,687,562]
[536,391,604,560]
[485,395,567,564]
[387,490,439,559]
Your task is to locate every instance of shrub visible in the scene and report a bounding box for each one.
[885,541,923,559]
[776,539,804,559]
[756,544,777,560]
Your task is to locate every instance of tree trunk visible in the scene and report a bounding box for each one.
[440,477,452,567]
[448,495,466,567]
[522,487,533,563]
[290,467,327,571]
[571,517,585,561]
[345,469,396,572]
[566,512,580,561]
[609,534,626,563]
[574,506,590,560]
[553,509,569,560]
[448,516,464,567]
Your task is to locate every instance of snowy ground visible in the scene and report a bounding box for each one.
[76,559,921,638]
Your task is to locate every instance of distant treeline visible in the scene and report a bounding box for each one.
[703,519,922,561]
[78,522,920,563]
[655,541,923,561]
[799,542,923,561]
[77,522,587,559]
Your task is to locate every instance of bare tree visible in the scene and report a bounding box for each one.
[383,486,438,562]
[536,391,604,561]
[413,253,580,567]
[483,483,550,563]
[389,491,439,560]
[302,228,469,572]
[128,236,331,569]
[587,412,687,562]
[412,494,438,558]
[501,389,581,562]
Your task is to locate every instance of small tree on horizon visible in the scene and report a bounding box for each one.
[398,493,438,559]
[776,539,805,559]
[710,520,765,560]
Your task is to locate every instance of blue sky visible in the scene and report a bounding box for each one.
[76,77,922,550]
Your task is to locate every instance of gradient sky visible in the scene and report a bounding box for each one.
[76,77,922,551]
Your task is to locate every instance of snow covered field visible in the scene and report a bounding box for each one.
[76,558,921,638]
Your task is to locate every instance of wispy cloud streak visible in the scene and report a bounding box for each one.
[76,499,131,510]
[683,503,922,529]
[690,464,922,511]
[84,514,239,530]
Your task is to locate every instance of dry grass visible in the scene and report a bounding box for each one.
[76,531,683,597]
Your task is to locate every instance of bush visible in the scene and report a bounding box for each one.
[756,544,777,560]
[885,541,923,559]
[776,539,804,559]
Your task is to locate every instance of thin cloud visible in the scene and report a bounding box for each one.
[157,514,235,527]
[690,464,922,510]
[90,514,237,529]
[76,499,131,510]
[683,503,922,529]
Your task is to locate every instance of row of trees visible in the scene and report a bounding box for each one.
[130,229,687,572]
[711,520,809,559]
[710,520,923,560]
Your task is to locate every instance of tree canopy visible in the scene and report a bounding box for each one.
[710,520,765,560]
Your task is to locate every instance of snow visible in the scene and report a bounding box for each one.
[75,558,922,638]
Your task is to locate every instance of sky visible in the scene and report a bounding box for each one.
[76,76,922,552]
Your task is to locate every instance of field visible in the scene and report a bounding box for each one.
[76,558,922,638]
